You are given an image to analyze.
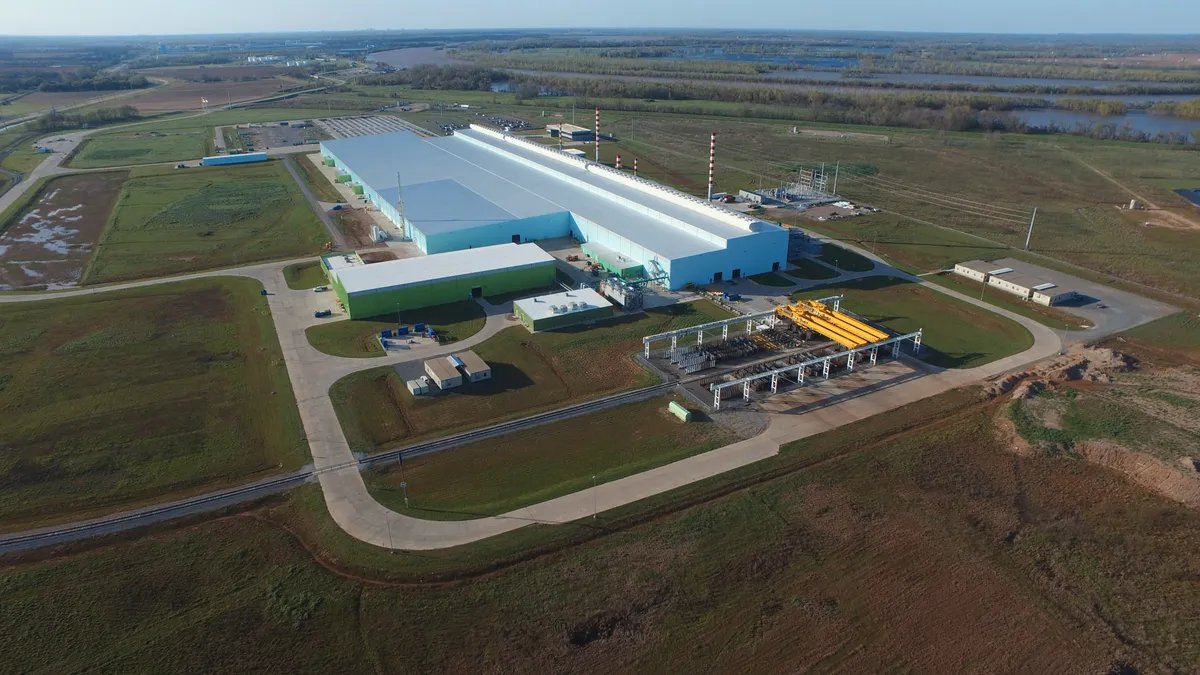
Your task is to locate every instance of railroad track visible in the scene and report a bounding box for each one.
[0,382,677,554]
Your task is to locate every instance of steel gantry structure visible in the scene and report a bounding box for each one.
[642,295,844,358]
[710,329,923,409]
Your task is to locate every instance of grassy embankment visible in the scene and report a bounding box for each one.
[305,301,487,358]
[293,153,344,204]
[330,300,733,452]
[7,379,1200,671]
[83,161,329,284]
[282,261,326,290]
[0,278,306,531]
[794,276,1034,369]
[746,272,794,287]
[365,395,735,519]
[785,256,838,280]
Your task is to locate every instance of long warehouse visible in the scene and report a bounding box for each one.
[322,243,555,318]
[320,125,788,289]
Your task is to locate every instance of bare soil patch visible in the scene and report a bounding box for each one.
[125,78,302,112]
[359,250,397,264]
[333,209,384,249]
[138,65,292,81]
[0,171,127,290]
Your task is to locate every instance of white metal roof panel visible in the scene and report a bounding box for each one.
[1031,282,1057,291]
[337,242,553,295]
[515,287,613,322]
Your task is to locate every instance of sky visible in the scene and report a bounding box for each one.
[4,0,1200,36]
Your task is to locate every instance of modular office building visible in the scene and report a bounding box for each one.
[320,125,787,290]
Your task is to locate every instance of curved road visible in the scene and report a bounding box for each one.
[0,244,1065,552]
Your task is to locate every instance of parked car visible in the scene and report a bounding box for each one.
[314,309,333,318]
[313,286,329,293]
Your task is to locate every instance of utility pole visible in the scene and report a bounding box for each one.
[1024,207,1038,250]
[592,475,597,519]
[832,162,840,195]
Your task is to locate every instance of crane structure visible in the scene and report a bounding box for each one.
[774,299,889,349]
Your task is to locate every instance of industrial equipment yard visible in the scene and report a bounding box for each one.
[5,27,1200,673]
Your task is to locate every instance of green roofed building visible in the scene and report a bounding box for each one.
[322,243,555,318]
[514,287,615,332]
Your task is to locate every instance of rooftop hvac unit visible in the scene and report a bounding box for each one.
[569,302,580,310]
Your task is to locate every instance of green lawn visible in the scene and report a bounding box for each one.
[793,276,1034,369]
[330,300,734,452]
[283,260,326,290]
[0,277,306,531]
[1,143,47,175]
[786,256,839,280]
[70,130,210,169]
[747,271,795,287]
[305,301,487,358]
[817,242,875,273]
[83,161,329,284]
[365,395,735,519]
[925,272,1093,329]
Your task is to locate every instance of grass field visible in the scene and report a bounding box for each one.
[70,130,210,169]
[283,261,326,290]
[746,271,795,287]
[331,300,733,452]
[785,256,839,280]
[0,278,306,531]
[306,301,486,358]
[1,143,46,175]
[83,161,329,283]
[365,395,735,519]
[925,271,1094,329]
[794,276,1033,369]
[7,382,1200,671]
[817,241,875,273]
[294,153,344,204]
[1113,311,1200,366]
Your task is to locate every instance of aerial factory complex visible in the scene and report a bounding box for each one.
[319,125,788,306]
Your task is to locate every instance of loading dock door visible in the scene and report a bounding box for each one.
[471,286,483,298]
[511,234,521,244]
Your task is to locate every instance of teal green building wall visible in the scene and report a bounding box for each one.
[343,262,554,319]
[517,304,614,332]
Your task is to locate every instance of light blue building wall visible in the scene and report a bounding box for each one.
[319,137,787,290]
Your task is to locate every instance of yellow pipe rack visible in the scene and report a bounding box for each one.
[776,299,889,349]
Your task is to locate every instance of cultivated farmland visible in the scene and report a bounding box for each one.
[0,172,127,290]
[0,278,306,531]
[84,162,329,283]
[120,77,308,112]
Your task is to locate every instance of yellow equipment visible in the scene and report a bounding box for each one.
[776,299,889,349]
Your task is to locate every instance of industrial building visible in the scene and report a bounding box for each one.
[321,243,555,319]
[953,260,1078,306]
[201,152,268,166]
[546,123,594,141]
[319,125,788,290]
[424,358,462,390]
[452,351,492,382]
[514,288,614,332]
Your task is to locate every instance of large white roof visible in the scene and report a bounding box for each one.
[336,243,553,295]
[320,126,784,261]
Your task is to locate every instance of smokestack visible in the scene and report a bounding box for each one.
[615,154,622,170]
[633,157,638,178]
[594,107,600,162]
[708,131,716,201]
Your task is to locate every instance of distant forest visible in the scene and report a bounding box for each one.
[0,69,150,94]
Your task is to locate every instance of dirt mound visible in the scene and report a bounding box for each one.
[1078,441,1200,508]
[985,344,1134,399]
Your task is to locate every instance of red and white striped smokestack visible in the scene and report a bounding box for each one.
[594,107,600,162]
[615,154,622,170]
[633,157,638,177]
[708,131,716,200]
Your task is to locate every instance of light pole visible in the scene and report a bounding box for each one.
[592,475,597,519]
[1024,207,1038,250]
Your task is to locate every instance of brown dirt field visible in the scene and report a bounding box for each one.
[124,78,303,112]
[360,250,398,264]
[15,91,110,108]
[137,65,293,81]
[0,171,127,290]
[1027,53,1200,67]
[334,209,384,249]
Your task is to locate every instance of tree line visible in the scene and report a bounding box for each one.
[28,105,140,132]
[0,69,150,94]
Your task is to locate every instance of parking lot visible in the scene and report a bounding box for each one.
[236,121,327,151]
[316,115,413,138]
[473,112,536,132]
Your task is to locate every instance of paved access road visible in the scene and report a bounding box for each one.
[0,244,1072,553]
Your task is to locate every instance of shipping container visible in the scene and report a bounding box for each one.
[201,152,269,167]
